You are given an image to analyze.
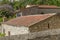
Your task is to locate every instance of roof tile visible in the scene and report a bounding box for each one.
[4,13,56,27]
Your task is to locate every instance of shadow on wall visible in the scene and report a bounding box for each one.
[40,12,45,14]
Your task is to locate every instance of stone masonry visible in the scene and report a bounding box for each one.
[29,13,60,32]
[0,28,60,40]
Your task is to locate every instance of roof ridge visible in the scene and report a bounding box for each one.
[20,13,56,17]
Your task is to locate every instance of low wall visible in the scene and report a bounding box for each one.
[0,28,60,40]
[28,35,60,40]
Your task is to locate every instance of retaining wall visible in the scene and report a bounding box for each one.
[0,29,60,40]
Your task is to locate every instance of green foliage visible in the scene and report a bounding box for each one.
[10,0,60,10]
[0,17,3,22]
[0,33,5,37]
[0,10,14,18]
[0,9,16,22]
[1,0,60,9]
[0,0,60,22]
[2,0,10,4]
[11,1,20,10]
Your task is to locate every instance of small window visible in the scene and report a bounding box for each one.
[17,12,22,17]
[41,12,44,14]
[48,23,49,29]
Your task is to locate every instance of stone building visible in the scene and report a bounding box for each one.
[17,5,60,16]
[1,13,60,36]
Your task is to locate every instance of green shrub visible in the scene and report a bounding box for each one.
[0,33,5,37]
[0,17,3,22]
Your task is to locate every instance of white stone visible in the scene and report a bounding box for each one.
[2,24,29,36]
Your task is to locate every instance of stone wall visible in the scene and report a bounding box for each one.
[0,28,60,40]
[22,7,60,16]
[28,35,60,40]
[29,14,60,32]
[2,24,29,36]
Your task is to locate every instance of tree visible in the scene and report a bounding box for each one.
[0,10,14,18]
[12,1,20,10]
[2,0,10,4]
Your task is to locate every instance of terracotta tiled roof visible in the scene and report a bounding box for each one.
[26,5,60,8]
[38,5,60,8]
[3,13,56,27]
